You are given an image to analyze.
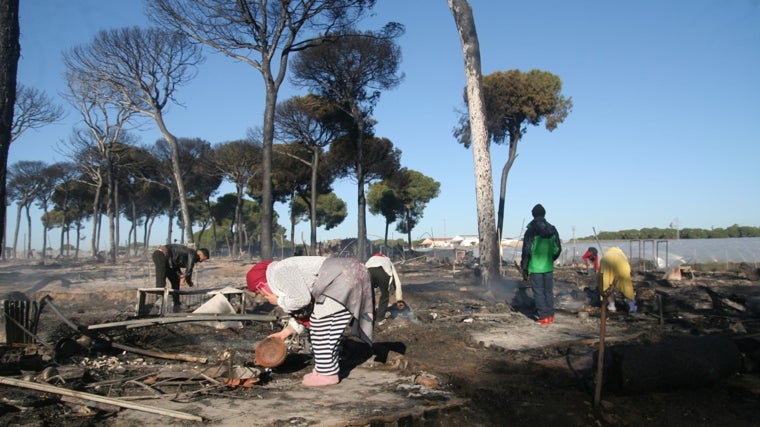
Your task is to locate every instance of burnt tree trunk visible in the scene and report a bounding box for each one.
[0,0,21,258]
[449,0,500,287]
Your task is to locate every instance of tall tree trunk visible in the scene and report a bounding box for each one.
[310,147,319,253]
[449,0,500,287]
[59,215,65,257]
[75,221,81,258]
[40,206,49,265]
[143,215,152,256]
[383,220,390,250]
[114,179,120,259]
[24,205,31,256]
[90,181,103,257]
[405,209,413,253]
[353,105,367,262]
[211,216,217,257]
[60,197,69,257]
[290,198,296,254]
[106,158,116,263]
[496,135,518,245]
[12,200,23,258]
[234,182,244,258]
[65,220,71,257]
[0,0,19,260]
[166,194,176,245]
[154,113,194,245]
[260,77,277,260]
[131,200,138,257]
[96,211,102,254]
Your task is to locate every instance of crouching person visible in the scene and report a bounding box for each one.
[598,247,637,313]
[365,252,405,324]
[246,256,374,387]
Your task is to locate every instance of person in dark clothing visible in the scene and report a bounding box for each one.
[582,247,599,274]
[152,244,209,311]
[520,204,562,325]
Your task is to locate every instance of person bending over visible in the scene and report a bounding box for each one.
[365,253,405,324]
[247,256,374,387]
[598,246,637,313]
[152,244,209,311]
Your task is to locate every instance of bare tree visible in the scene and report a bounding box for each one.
[11,84,65,142]
[448,0,500,285]
[0,0,21,258]
[4,84,66,258]
[64,26,204,246]
[148,0,377,259]
[61,47,138,262]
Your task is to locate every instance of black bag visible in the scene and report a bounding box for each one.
[289,296,314,320]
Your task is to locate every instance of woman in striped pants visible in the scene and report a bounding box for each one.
[247,256,374,387]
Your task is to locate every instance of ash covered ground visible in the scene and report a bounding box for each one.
[1,256,759,426]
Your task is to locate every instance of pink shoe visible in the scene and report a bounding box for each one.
[302,370,339,387]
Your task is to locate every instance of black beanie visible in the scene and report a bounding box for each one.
[531,204,546,218]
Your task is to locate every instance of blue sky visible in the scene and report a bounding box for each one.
[11,0,760,250]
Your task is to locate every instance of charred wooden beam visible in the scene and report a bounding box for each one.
[87,314,279,330]
[0,376,203,421]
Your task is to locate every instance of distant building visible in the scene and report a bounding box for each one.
[451,235,479,247]
[417,235,521,250]
[419,237,453,248]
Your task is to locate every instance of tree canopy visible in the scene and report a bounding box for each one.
[290,27,404,260]
[454,68,572,252]
[148,0,378,260]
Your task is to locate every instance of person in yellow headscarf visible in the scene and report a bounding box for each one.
[597,246,637,313]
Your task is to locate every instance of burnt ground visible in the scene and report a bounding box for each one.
[1,256,759,426]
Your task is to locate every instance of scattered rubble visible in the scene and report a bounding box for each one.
[1,256,759,425]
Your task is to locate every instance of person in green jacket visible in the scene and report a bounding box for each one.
[520,204,562,325]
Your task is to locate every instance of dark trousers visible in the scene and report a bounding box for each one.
[152,250,181,304]
[529,272,555,319]
[368,266,391,321]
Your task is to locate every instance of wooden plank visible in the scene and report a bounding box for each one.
[87,314,279,330]
[0,376,203,422]
[110,342,208,364]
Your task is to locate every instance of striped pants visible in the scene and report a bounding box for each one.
[309,309,353,375]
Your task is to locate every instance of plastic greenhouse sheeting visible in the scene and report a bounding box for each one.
[563,237,760,269]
